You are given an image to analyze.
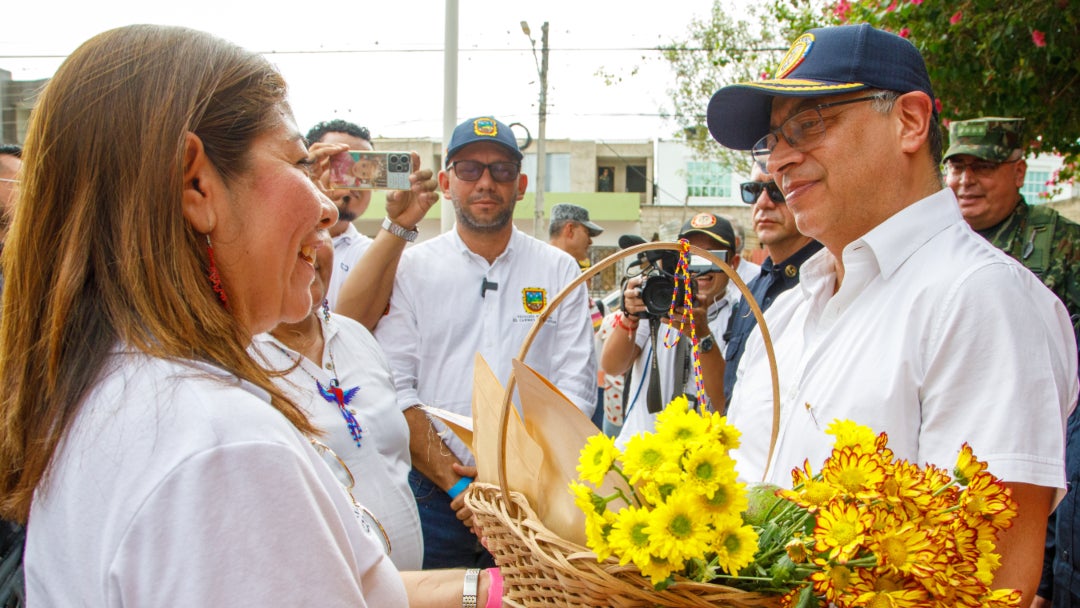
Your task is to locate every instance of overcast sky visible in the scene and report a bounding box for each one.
[1,0,735,142]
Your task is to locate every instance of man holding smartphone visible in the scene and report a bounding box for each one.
[375,116,597,569]
[600,212,740,448]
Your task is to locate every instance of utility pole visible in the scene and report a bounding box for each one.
[442,0,459,234]
[522,21,549,239]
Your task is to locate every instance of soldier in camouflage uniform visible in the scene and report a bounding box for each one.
[945,117,1080,608]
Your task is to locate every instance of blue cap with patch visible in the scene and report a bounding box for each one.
[445,116,523,167]
[706,24,937,150]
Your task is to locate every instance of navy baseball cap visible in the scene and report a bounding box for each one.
[678,213,735,250]
[445,116,523,167]
[707,24,937,150]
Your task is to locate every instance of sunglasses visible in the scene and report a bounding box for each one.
[739,181,785,204]
[448,160,521,183]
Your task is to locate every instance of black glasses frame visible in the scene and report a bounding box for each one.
[751,93,888,172]
[448,160,521,183]
[740,181,785,204]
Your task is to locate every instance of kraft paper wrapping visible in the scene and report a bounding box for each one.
[470,355,542,504]
[510,359,634,546]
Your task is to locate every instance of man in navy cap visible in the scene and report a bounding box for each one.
[709,24,1076,602]
[375,116,597,569]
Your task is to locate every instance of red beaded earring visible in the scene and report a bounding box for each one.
[206,235,228,307]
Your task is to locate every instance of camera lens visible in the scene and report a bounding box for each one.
[641,275,675,317]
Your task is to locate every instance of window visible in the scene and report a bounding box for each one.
[1022,169,1051,203]
[597,166,615,192]
[625,165,648,193]
[686,161,730,198]
[522,153,570,192]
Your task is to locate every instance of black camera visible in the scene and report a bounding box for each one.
[640,272,693,317]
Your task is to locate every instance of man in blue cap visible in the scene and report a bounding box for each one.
[375,116,597,569]
[709,25,1076,603]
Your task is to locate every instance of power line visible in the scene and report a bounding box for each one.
[0,45,777,61]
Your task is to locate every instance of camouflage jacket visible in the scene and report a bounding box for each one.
[981,198,1080,338]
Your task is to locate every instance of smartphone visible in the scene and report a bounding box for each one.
[328,150,413,191]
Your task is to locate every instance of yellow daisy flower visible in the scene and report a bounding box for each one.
[825,419,878,452]
[781,460,838,512]
[637,554,680,585]
[814,500,871,563]
[961,471,1017,532]
[821,446,886,498]
[868,522,933,577]
[711,519,759,574]
[853,571,930,608]
[953,442,988,486]
[576,433,620,486]
[698,474,749,522]
[584,509,616,562]
[681,443,736,499]
[607,507,653,568]
[622,433,678,484]
[705,411,741,450]
[654,400,710,449]
[645,490,712,563]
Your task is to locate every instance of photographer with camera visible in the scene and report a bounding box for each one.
[601,213,740,448]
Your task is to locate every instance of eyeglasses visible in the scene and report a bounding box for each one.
[0,178,18,184]
[448,160,521,183]
[944,158,1020,178]
[310,439,392,555]
[751,94,888,172]
[740,180,785,204]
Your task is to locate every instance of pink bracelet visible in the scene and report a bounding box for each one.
[485,567,503,608]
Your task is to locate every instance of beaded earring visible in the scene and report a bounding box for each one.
[322,299,332,323]
[206,234,228,307]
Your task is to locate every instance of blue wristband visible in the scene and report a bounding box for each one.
[446,476,474,499]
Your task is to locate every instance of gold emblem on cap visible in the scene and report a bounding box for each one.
[473,117,497,137]
[775,33,815,79]
[784,264,798,278]
[690,213,717,229]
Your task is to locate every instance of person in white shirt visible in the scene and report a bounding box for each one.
[255,232,424,570]
[374,115,597,569]
[307,120,437,331]
[706,24,1077,604]
[0,25,499,608]
[601,212,740,447]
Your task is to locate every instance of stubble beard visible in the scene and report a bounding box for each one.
[454,194,515,234]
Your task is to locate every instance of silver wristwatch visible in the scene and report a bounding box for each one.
[381,217,419,242]
[462,568,481,608]
[699,334,716,353]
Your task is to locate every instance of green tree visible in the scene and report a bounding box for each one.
[661,0,1080,186]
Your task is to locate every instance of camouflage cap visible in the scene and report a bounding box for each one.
[944,117,1025,163]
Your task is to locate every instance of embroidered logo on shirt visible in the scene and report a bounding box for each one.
[522,287,547,313]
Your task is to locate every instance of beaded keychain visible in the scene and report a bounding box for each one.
[660,239,708,410]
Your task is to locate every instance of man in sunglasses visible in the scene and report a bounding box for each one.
[374,116,597,569]
[707,24,1076,603]
[721,164,821,406]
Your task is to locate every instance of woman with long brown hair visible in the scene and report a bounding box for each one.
[0,25,498,607]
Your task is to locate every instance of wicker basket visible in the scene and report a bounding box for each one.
[464,242,782,608]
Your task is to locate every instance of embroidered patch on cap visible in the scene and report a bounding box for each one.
[522,287,547,313]
[690,213,717,229]
[473,117,498,137]
[774,33,815,79]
